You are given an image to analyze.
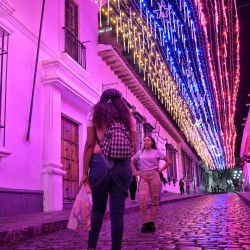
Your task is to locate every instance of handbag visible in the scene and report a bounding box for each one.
[67,184,92,231]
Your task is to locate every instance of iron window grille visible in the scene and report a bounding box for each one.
[181,150,194,180]
[63,26,86,69]
[166,143,177,179]
[64,0,86,69]
[133,112,144,151]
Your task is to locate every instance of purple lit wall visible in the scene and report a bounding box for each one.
[240,108,250,191]
[0,0,204,216]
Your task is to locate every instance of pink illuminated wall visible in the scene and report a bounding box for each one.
[240,108,250,191]
[0,0,202,215]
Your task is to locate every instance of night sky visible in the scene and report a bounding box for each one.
[235,0,250,156]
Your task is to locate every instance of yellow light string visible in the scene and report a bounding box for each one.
[100,3,218,169]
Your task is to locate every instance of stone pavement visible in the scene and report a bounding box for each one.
[0,191,204,245]
[2,193,250,249]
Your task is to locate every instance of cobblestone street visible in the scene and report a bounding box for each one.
[3,193,250,250]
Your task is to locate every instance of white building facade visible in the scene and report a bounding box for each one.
[0,0,207,217]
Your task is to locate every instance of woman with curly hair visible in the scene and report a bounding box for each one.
[81,88,135,250]
[131,135,172,233]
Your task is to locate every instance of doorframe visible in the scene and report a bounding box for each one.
[61,116,80,206]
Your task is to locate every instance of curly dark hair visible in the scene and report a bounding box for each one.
[92,88,132,133]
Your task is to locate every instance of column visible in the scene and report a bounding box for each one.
[42,84,66,211]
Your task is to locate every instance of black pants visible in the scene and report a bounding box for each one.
[88,154,132,250]
[129,175,137,200]
[180,186,184,194]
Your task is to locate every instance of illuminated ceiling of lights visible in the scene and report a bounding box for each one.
[96,0,240,170]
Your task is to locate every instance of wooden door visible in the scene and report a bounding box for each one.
[61,117,79,204]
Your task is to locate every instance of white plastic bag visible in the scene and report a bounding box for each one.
[67,184,92,231]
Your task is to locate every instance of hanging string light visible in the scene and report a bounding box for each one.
[96,0,239,170]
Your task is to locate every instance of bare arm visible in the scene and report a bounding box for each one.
[130,127,138,175]
[131,158,139,177]
[159,156,172,173]
[81,126,96,185]
[130,130,136,154]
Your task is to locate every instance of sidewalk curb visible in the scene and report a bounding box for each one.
[123,194,205,216]
[0,220,68,245]
[0,194,204,245]
[236,192,250,206]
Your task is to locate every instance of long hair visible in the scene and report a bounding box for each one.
[142,135,157,150]
[92,88,132,133]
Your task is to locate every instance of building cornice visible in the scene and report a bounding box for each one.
[0,0,14,17]
[0,147,11,161]
[97,44,182,143]
[42,53,100,107]
[0,0,57,57]
[0,0,14,34]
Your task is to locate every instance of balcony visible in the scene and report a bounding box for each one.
[63,27,86,69]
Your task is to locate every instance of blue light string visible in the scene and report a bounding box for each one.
[137,0,226,168]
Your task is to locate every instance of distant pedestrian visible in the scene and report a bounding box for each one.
[185,177,191,194]
[237,180,243,192]
[131,136,172,233]
[129,175,137,200]
[179,178,185,195]
[80,88,136,250]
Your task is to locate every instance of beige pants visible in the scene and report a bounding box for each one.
[139,169,161,223]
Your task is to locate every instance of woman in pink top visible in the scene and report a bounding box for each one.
[131,136,172,233]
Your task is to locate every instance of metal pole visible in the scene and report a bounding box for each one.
[3,34,9,147]
[26,0,45,141]
[0,32,5,131]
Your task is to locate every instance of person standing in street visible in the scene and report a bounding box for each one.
[185,177,191,194]
[129,175,137,200]
[179,178,185,195]
[81,88,136,250]
[131,136,172,233]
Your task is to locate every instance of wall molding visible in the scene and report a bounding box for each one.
[0,147,11,161]
[0,0,57,58]
[42,54,100,107]
[0,187,43,194]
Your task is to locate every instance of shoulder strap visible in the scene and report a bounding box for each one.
[95,130,101,145]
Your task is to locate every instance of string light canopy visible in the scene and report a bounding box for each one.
[95,0,240,170]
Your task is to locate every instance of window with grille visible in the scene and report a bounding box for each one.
[64,0,86,68]
[133,112,144,151]
[200,168,209,187]
[181,150,193,180]
[143,122,154,137]
[0,28,9,148]
[195,162,200,186]
[166,143,177,179]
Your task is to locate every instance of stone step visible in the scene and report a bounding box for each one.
[0,193,205,245]
[236,192,250,206]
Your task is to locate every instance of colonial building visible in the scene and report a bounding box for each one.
[0,0,208,217]
[240,107,250,191]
